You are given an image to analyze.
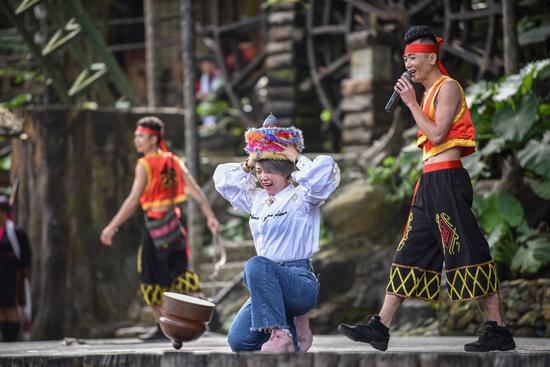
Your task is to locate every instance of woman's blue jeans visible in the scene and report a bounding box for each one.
[227,256,319,352]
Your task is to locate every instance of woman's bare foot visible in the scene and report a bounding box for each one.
[295,314,313,352]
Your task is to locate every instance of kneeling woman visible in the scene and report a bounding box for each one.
[213,116,340,352]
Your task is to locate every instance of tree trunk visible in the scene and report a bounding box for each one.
[180,0,202,270]
[144,0,159,106]
[502,0,519,75]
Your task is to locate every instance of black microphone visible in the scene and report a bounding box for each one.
[385,71,412,112]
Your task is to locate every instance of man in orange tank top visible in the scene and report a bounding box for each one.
[339,25,515,352]
[100,116,219,340]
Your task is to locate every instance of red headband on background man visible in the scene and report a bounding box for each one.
[136,126,168,151]
[404,36,448,76]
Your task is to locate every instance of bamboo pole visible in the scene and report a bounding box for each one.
[502,0,519,75]
[144,0,159,106]
[180,0,201,270]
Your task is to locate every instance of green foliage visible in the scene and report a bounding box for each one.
[0,65,45,109]
[462,153,489,179]
[367,156,397,186]
[0,155,11,171]
[366,144,422,202]
[262,0,302,8]
[320,109,332,123]
[474,192,524,233]
[196,75,229,119]
[518,13,550,47]
[511,236,550,275]
[528,179,550,200]
[517,131,550,180]
[474,193,523,266]
[473,190,550,275]
[2,93,32,109]
[466,59,550,186]
[195,78,247,145]
[464,59,550,276]
[0,67,44,84]
[220,216,250,242]
[491,96,538,142]
[0,31,28,54]
[268,68,297,81]
[196,100,230,118]
[319,220,335,248]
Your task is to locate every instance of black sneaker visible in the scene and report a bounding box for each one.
[337,315,390,351]
[139,325,168,341]
[464,321,516,352]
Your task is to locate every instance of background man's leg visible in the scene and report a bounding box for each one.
[482,293,504,325]
[379,294,404,328]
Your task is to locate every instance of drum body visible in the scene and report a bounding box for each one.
[159,292,216,349]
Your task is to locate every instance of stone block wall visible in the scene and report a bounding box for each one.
[264,4,325,151]
[340,30,395,153]
[264,4,299,127]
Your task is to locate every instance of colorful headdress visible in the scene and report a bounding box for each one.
[244,113,304,161]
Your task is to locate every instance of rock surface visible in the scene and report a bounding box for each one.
[322,181,407,242]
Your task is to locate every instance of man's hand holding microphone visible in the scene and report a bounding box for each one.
[385,71,414,112]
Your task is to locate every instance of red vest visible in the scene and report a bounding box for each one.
[138,152,187,212]
[417,75,476,161]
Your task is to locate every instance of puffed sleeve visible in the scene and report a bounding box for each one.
[292,155,340,209]
[213,163,259,213]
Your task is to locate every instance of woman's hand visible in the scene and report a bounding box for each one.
[241,158,256,173]
[246,157,256,169]
[274,142,300,162]
[394,76,417,108]
[207,216,220,234]
[100,225,118,246]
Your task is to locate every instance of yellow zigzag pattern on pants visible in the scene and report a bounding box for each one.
[387,262,499,302]
[140,271,201,306]
[445,261,499,301]
[386,264,440,302]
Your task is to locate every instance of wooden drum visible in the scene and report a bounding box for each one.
[159,292,216,350]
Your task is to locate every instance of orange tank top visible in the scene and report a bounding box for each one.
[417,75,476,161]
[138,152,187,213]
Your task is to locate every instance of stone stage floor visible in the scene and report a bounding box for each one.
[1,334,549,366]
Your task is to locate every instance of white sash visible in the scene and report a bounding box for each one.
[6,220,20,259]
[6,220,32,341]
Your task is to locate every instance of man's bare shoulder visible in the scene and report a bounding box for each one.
[440,78,461,96]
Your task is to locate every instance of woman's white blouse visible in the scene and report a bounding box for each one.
[213,155,340,262]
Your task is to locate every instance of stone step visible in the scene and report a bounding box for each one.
[2,336,549,366]
[198,261,246,283]
[202,240,256,263]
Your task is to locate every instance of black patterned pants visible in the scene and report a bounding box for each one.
[386,160,499,302]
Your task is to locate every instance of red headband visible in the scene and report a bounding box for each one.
[136,126,168,151]
[404,36,448,76]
